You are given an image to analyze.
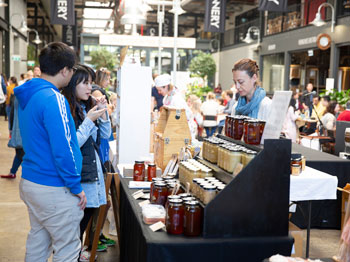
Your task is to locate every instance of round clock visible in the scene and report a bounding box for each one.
[317,33,331,50]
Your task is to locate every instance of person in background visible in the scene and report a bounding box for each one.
[201,92,220,137]
[26,70,34,81]
[217,98,226,135]
[187,94,203,138]
[1,73,6,95]
[14,42,86,262]
[221,91,228,106]
[321,101,337,132]
[282,98,299,143]
[33,65,41,78]
[214,83,222,94]
[1,88,24,179]
[337,101,350,121]
[5,76,18,130]
[62,64,111,262]
[155,74,197,140]
[151,74,164,110]
[312,95,326,119]
[294,92,303,111]
[302,83,314,117]
[18,73,28,85]
[1,73,7,120]
[231,58,271,120]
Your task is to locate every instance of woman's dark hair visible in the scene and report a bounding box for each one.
[289,98,296,110]
[326,101,337,115]
[62,64,96,123]
[39,42,76,76]
[10,76,18,87]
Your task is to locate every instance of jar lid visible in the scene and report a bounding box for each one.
[135,160,145,164]
[152,177,163,182]
[178,193,192,198]
[193,178,204,183]
[292,164,301,167]
[148,163,156,167]
[200,183,211,188]
[247,150,258,155]
[184,200,199,206]
[154,182,167,187]
[168,195,181,200]
[217,185,225,190]
[291,153,302,160]
[169,198,183,204]
[163,176,173,180]
[182,197,196,202]
[204,185,217,190]
[291,158,302,162]
[167,183,176,188]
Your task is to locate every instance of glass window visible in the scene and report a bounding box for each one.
[338,0,350,17]
[262,53,285,93]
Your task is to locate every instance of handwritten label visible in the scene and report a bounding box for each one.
[261,91,292,143]
[139,200,150,207]
[149,221,166,232]
[133,191,144,200]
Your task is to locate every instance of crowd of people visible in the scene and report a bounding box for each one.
[0,42,116,262]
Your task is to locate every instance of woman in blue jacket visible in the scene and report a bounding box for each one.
[62,65,111,262]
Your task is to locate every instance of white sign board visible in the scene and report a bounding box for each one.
[99,34,196,49]
[261,91,292,144]
[326,78,334,92]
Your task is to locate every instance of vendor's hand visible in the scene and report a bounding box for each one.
[86,105,107,122]
[76,190,87,210]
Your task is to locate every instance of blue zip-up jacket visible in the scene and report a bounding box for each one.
[14,78,83,194]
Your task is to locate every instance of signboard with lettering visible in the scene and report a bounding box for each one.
[261,91,292,144]
[50,0,75,25]
[204,0,226,33]
[258,0,288,12]
[12,55,21,62]
[62,24,76,47]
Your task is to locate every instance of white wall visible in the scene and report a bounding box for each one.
[217,44,259,90]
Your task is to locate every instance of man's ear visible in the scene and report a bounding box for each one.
[60,66,69,77]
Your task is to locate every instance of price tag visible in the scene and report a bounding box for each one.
[139,200,150,207]
[140,193,150,199]
[233,163,243,176]
[149,221,166,232]
[133,191,144,200]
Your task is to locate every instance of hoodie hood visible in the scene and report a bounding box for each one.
[14,78,58,110]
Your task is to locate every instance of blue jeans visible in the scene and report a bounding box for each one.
[10,148,24,174]
[205,126,217,137]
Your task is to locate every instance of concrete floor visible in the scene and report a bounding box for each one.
[0,114,341,261]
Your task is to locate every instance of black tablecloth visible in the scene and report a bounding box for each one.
[291,144,350,229]
[119,177,293,262]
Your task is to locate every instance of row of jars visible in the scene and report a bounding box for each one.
[179,159,213,190]
[150,177,185,206]
[290,153,306,176]
[191,177,226,204]
[202,137,227,164]
[166,196,203,236]
[133,161,157,181]
[217,144,257,173]
[225,115,266,145]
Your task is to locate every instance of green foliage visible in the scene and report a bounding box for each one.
[186,82,213,101]
[188,51,216,79]
[320,89,350,106]
[27,44,39,65]
[90,48,119,71]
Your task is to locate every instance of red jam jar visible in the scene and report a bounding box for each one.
[147,163,157,182]
[259,120,266,137]
[225,116,232,137]
[166,199,184,235]
[152,182,168,206]
[183,200,202,237]
[133,161,145,181]
[165,195,181,209]
[150,177,163,201]
[233,116,245,140]
[167,183,176,196]
[244,119,261,145]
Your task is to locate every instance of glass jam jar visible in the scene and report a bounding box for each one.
[167,183,176,196]
[133,161,145,181]
[152,182,168,206]
[259,120,266,137]
[166,199,184,235]
[147,163,157,182]
[225,116,231,137]
[244,119,261,145]
[150,177,163,201]
[165,195,181,209]
[202,185,217,205]
[233,116,245,140]
[184,200,202,237]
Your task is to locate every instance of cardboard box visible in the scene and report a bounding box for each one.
[289,222,304,257]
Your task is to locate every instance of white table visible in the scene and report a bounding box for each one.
[290,166,338,258]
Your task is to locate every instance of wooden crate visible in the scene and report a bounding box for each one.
[154,108,191,170]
